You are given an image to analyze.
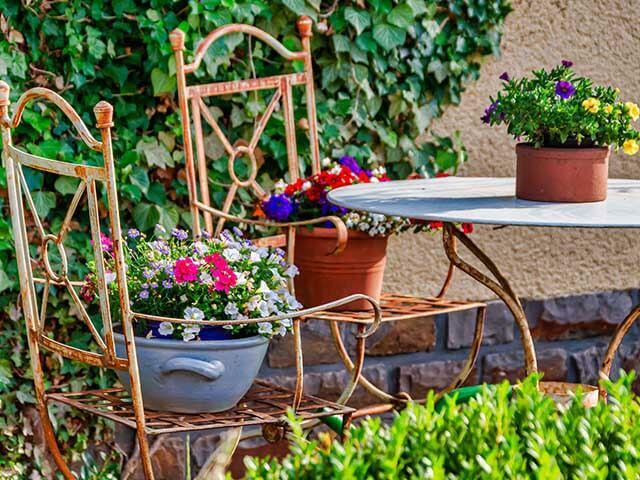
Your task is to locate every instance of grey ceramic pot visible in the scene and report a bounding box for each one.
[114,332,269,413]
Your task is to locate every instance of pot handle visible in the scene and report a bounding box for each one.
[160,357,225,381]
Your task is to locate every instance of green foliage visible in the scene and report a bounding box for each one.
[486,63,640,149]
[244,373,640,479]
[0,0,510,476]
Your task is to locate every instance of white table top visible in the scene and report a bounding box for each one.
[327,177,640,228]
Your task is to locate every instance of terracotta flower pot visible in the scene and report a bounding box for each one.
[294,227,388,311]
[515,143,610,202]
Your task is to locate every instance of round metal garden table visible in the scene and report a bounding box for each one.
[328,177,640,397]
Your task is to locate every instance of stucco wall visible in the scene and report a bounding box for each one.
[384,0,640,301]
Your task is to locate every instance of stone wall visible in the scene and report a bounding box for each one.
[261,289,640,407]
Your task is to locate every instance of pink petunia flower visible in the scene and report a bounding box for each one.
[174,257,199,283]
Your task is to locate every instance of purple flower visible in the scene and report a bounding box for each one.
[139,290,149,300]
[171,228,189,241]
[337,156,362,174]
[262,194,295,222]
[127,229,140,238]
[555,81,575,99]
[499,71,510,81]
[232,226,244,238]
[162,279,173,289]
[481,102,498,124]
[143,268,155,279]
[561,59,573,68]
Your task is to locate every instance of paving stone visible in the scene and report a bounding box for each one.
[267,320,335,368]
[531,291,633,340]
[365,315,436,356]
[483,348,567,384]
[397,359,479,400]
[266,364,389,409]
[447,301,514,349]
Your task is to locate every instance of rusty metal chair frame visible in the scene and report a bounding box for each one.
[171,16,489,418]
[0,82,381,480]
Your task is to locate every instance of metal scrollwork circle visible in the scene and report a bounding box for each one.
[228,145,258,188]
[42,234,68,282]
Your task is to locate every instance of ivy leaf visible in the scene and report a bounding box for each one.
[0,359,13,387]
[387,4,415,28]
[54,177,80,195]
[427,59,449,83]
[129,167,150,194]
[150,68,176,96]
[136,138,174,169]
[407,0,429,15]
[132,203,160,231]
[281,0,317,18]
[333,34,350,53]
[31,191,56,218]
[344,7,371,35]
[157,205,180,231]
[373,23,406,51]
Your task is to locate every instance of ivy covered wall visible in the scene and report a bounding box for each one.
[0,0,510,477]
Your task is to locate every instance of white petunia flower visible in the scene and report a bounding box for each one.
[158,322,174,336]
[280,319,292,328]
[284,264,299,278]
[235,271,248,285]
[321,157,331,167]
[183,307,205,321]
[301,181,312,191]
[256,280,271,294]
[257,300,270,317]
[274,179,287,194]
[370,176,380,183]
[278,325,288,336]
[199,271,213,285]
[222,248,241,262]
[258,322,273,335]
[224,302,239,318]
[105,271,117,285]
[249,251,261,263]
[257,247,269,259]
[284,292,302,310]
[193,241,208,255]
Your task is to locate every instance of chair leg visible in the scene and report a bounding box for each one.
[31,347,76,480]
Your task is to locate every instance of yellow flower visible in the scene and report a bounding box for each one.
[625,102,639,121]
[582,97,600,113]
[623,139,639,155]
[604,104,613,114]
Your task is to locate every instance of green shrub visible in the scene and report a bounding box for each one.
[244,374,640,479]
[0,0,510,476]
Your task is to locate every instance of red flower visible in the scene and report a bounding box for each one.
[429,221,444,230]
[213,269,237,293]
[174,257,199,283]
[305,185,322,202]
[285,179,304,196]
[436,172,451,178]
[358,171,370,183]
[204,253,228,270]
[462,223,474,234]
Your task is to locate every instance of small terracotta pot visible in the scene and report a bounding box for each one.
[515,143,610,202]
[294,227,388,311]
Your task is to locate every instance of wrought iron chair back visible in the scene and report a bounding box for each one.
[0,82,153,479]
[170,17,344,262]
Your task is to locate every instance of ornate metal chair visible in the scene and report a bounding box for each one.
[0,83,380,480]
[172,16,488,414]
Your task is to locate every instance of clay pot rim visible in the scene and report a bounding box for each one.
[296,226,388,240]
[516,142,610,153]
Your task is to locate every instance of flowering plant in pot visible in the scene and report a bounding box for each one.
[483,60,640,202]
[82,227,301,413]
[259,156,441,311]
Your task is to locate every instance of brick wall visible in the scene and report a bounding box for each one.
[260,288,640,407]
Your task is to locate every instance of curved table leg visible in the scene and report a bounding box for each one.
[442,223,538,377]
[327,304,486,406]
[599,305,640,398]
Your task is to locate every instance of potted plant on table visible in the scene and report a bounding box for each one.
[82,227,300,413]
[259,157,461,311]
[483,60,640,202]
